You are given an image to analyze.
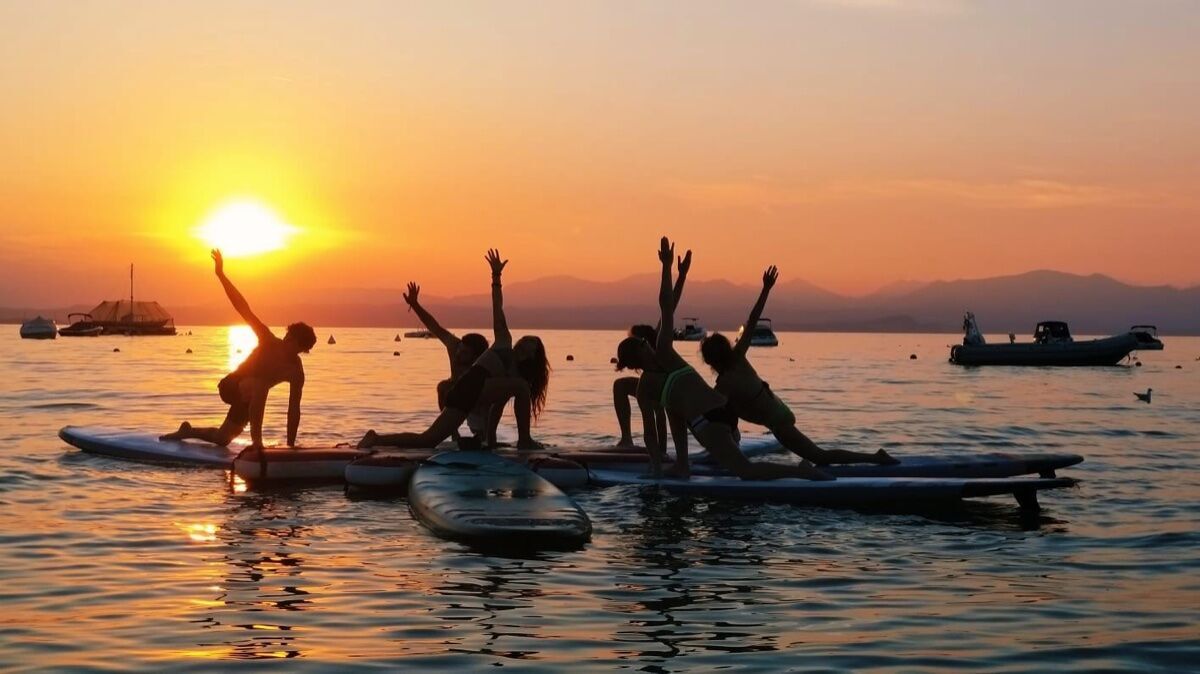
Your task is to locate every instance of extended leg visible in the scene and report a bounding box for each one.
[773,425,897,466]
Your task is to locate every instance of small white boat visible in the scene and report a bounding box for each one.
[19,316,58,340]
[1128,325,1164,351]
[674,317,707,341]
[403,329,435,339]
[738,318,779,347]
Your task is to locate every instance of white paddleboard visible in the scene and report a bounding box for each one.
[409,451,592,548]
[60,426,243,467]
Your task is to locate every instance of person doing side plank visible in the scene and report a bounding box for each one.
[615,238,830,481]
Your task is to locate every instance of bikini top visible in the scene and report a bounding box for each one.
[660,365,699,408]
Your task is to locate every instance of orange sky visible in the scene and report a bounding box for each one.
[1,1,1197,307]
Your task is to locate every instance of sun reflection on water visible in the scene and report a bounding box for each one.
[177,522,219,543]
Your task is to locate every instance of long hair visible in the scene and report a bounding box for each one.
[286,322,317,352]
[700,333,734,373]
[515,335,550,420]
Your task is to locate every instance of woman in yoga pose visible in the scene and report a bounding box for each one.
[700,266,896,467]
[358,249,548,450]
[615,238,830,481]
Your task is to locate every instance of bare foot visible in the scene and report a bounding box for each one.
[159,421,192,441]
[662,464,691,480]
[615,437,636,449]
[516,437,545,451]
[874,448,900,465]
[356,430,378,449]
[800,460,835,481]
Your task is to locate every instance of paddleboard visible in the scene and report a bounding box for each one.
[409,451,592,548]
[344,452,589,492]
[233,446,368,483]
[821,452,1082,479]
[60,425,243,467]
[587,469,1076,510]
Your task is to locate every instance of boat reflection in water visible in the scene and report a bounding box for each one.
[950,312,1163,366]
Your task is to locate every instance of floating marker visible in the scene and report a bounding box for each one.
[609,357,618,364]
[112,348,120,353]
[1135,361,1142,367]
[910,354,917,359]
[1176,365,1182,369]
[328,335,336,345]
[394,334,401,342]
[566,355,574,361]
[393,351,400,356]
[185,348,192,354]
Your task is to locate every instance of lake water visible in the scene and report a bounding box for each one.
[1,327,1197,672]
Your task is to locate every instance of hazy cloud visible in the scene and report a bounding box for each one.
[663,177,1160,211]
[806,0,966,13]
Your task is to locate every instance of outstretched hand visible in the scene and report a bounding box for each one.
[763,265,778,289]
[677,249,692,277]
[211,249,224,276]
[486,249,508,277]
[658,237,674,265]
[403,282,420,308]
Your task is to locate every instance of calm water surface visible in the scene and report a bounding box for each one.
[1,328,1197,672]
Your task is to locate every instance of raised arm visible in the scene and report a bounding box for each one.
[486,249,512,348]
[734,265,777,358]
[653,249,691,340]
[211,249,271,341]
[403,282,456,348]
[655,237,676,355]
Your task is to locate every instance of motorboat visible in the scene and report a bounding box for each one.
[674,317,707,342]
[19,316,57,340]
[58,313,104,337]
[404,329,435,339]
[1128,325,1164,351]
[737,318,779,347]
[949,312,1139,366]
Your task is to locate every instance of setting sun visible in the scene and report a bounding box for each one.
[196,200,295,258]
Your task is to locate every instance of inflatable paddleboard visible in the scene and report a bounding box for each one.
[233,446,368,483]
[821,452,1082,479]
[344,452,589,493]
[409,452,592,549]
[60,426,244,467]
[587,469,1076,510]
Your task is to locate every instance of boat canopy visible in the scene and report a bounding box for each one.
[88,300,174,326]
[1034,321,1072,344]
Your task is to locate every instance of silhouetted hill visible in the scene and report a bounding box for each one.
[4,270,1197,334]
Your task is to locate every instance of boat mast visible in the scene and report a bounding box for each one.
[130,263,134,321]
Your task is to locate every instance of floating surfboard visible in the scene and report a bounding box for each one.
[409,451,592,549]
[587,469,1077,511]
[60,425,245,467]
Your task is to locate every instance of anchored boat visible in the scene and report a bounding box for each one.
[674,317,707,341]
[949,312,1143,366]
[58,313,104,337]
[737,318,779,347]
[1128,325,1164,351]
[19,316,57,339]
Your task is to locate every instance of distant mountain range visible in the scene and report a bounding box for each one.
[4,270,1198,335]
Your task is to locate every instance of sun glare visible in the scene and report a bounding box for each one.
[197,200,295,257]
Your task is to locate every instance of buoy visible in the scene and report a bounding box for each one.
[1176,365,1183,369]
[788,357,795,362]
[1135,361,1142,367]
[566,355,574,361]
[909,354,917,359]
[112,348,120,353]
[185,348,192,354]
[394,334,401,342]
[393,351,400,356]
[187,331,193,336]
[609,357,618,364]
[327,335,336,345]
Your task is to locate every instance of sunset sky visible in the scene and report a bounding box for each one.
[2,0,1197,308]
